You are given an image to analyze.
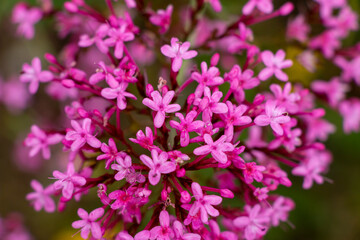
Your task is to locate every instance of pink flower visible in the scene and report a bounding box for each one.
[208,220,238,240]
[309,30,341,59]
[233,204,270,240]
[241,162,266,184]
[129,127,157,150]
[193,134,234,164]
[150,210,174,240]
[170,110,204,147]
[292,156,326,189]
[65,118,102,151]
[12,3,42,39]
[20,57,53,94]
[334,56,360,85]
[111,154,133,181]
[26,180,55,212]
[149,5,173,34]
[142,90,181,128]
[78,24,109,53]
[225,65,259,103]
[125,0,136,8]
[339,99,360,133]
[220,101,252,141]
[53,163,86,199]
[104,24,135,59]
[286,15,310,42]
[108,189,134,211]
[311,78,349,107]
[24,125,63,160]
[140,149,176,185]
[161,37,198,72]
[72,207,104,239]
[195,87,228,122]
[270,82,300,113]
[191,62,224,97]
[259,50,293,82]
[325,7,358,37]
[254,100,291,135]
[265,197,294,226]
[101,82,137,110]
[96,138,122,169]
[297,50,317,73]
[173,220,201,240]
[242,0,273,15]
[188,182,222,224]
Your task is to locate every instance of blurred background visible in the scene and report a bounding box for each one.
[0,0,359,239]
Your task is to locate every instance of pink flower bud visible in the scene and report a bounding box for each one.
[64,2,78,13]
[210,53,220,66]
[146,84,154,97]
[176,168,186,177]
[312,108,325,117]
[187,93,195,105]
[62,79,75,88]
[161,189,168,201]
[220,189,234,198]
[44,53,58,64]
[77,108,89,118]
[279,2,294,16]
[180,191,191,203]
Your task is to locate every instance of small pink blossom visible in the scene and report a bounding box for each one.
[129,127,157,150]
[243,0,273,15]
[334,56,360,85]
[26,180,55,212]
[116,230,150,240]
[12,3,42,39]
[233,204,270,240]
[193,134,234,164]
[140,149,176,185]
[311,78,349,107]
[65,118,102,151]
[149,5,173,34]
[96,138,122,169]
[142,90,181,128]
[53,163,86,199]
[173,220,201,240]
[195,87,228,122]
[188,182,222,224]
[101,82,137,110]
[270,82,300,113]
[20,57,53,94]
[286,15,310,42]
[339,99,360,133]
[241,162,266,184]
[72,207,104,239]
[150,210,174,240]
[104,24,135,59]
[191,62,224,97]
[208,219,238,240]
[111,154,133,181]
[259,50,293,82]
[170,110,204,147]
[309,30,341,59]
[161,37,198,72]
[265,197,294,226]
[78,24,109,53]
[254,100,291,135]
[24,125,63,160]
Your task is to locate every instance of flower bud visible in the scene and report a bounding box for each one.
[180,191,191,203]
[64,2,78,13]
[220,189,234,198]
[62,79,75,88]
[210,53,220,66]
[176,168,186,177]
[279,2,294,16]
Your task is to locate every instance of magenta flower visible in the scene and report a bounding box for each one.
[220,101,252,141]
[194,134,234,164]
[188,182,222,224]
[292,159,325,189]
[96,138,122,169]
[161,37,198,72]
[339,99,360,133]
[191,61,224,97]
[140,149,176,185]
[170,110,204,147]
[24,125,63,160]
[26,180,55,213]
[173,220,201,240]
[78,24,109,53]
[311,78,349,107]
[334,56,360,85]
[142,90,181,128]
[233,204,270,240]
[286,15,310,42]
[65,118,102,151]
[111,154,133,181]
[12,3,42,39]
[53,163,86,199]
[270,82,300,113]
[108,189,134,211]
[242,0,273,15]
[20,57,53,94]
[254,100,291,135]
[101,82,137,110]
[225,65,259,103]
[309,30,341,59]
[129,127,157,150]
[196,87,228,122]
[72,207,104,239]
[150,210,174,240]
[208,220,238,240]
[265,197,295,226]
[259,50,293,81]
[241,162,266,184]
[149,5,173,34]
[104,24,135,59]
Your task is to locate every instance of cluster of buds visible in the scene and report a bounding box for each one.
[6,0,359,239]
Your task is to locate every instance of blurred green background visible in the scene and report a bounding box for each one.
[0,0,360,239]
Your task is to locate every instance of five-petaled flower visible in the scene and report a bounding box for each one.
[150,210,175,240]
[26,180,56,213]
[259,50,293,81]
[161,37,198,72]
[72,207,104,240]
[140,149,176,185]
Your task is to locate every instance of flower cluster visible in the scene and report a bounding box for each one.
[7,0,359,239]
